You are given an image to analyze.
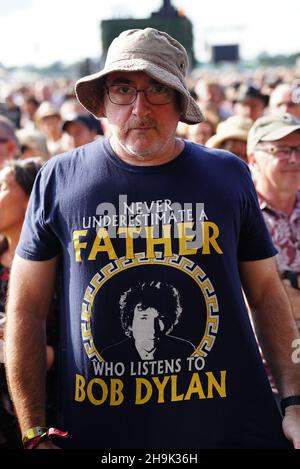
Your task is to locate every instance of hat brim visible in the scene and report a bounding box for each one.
[75,59,204,125]
[235,95,269,107]
[36,111,60,122]
[206,130,249,148]
[259,124,300,142]
[62,118,92,132]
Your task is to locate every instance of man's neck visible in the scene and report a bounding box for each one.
[110,137,184,166]
[256,181,297,216]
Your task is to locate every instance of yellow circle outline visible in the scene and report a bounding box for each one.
[81,252,219,363]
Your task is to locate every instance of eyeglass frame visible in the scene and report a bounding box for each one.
[254,143,300,161]
[105,83,176,106]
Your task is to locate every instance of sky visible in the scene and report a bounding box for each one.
[0,0,299,67]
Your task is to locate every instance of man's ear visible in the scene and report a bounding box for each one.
[98,98,107,117]
[248,152,262,182]
[247,152,256,167]
[99,83,108,118]
[96,102,106,118]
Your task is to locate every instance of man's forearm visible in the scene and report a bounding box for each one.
[4,255,58,435]
[282,279,300,320]
[251,285,300,397]
[5,307,47,433]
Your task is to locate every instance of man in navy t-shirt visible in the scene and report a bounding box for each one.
[5,28,300,449]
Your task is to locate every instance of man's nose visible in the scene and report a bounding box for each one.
[132,91,151,116]
[289,149,299,163]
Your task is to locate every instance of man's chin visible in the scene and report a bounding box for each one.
[112,135,162,159]
[125,142,159,158]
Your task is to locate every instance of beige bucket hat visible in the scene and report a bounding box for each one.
[75,28,204,125]
[35,101,61,123]
[16,128,49,158]
[206,116,253,149]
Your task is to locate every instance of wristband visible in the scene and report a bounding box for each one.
[22,426,48,444]
[280,395,300,415]
[22,426,69,449]
[24,434,49,449]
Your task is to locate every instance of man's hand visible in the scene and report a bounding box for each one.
[282,406,300,449]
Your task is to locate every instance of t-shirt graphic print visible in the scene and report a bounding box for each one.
[17,139,291,448]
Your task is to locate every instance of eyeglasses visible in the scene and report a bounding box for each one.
[105,84,175,105]
[255,144,300,161]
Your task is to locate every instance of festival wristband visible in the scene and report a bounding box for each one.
[22,426,48,444]
[22,426,69,449]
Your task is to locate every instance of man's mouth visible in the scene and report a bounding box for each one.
[131,126,155,130]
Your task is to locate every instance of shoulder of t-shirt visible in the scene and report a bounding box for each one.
[40,139,105,177]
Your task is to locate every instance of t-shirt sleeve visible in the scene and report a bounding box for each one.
[237,166,277,262]
[16,162,61,261]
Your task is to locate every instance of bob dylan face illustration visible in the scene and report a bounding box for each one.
[120,281,182,345]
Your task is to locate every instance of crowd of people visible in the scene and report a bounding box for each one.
[1,62,300,164]
[0,27,299,449]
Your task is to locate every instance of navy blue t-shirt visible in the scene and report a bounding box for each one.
[17,139,291,448]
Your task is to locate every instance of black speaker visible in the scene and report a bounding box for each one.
[212,44,239,63]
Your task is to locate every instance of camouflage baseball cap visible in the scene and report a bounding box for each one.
[247,112,300,154]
